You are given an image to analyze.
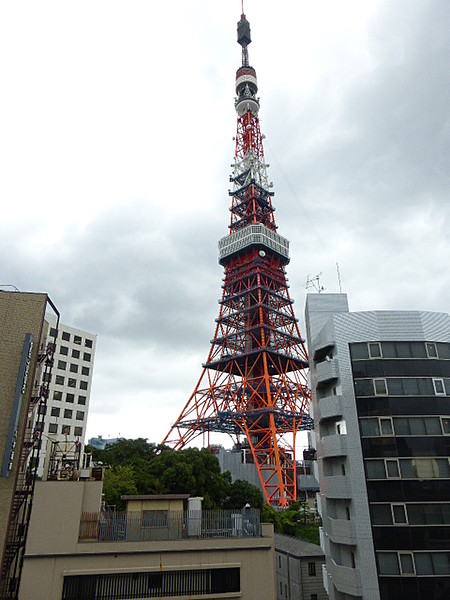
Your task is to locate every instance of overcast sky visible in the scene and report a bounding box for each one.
[1,1,449,446]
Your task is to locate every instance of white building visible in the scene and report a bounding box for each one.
[36,320,97,477]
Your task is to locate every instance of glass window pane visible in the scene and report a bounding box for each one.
[378,553,400,575]
[407,505,424,525]
[409,418,426,435]
[380,418,393,435]
[369,343,381,358]
[445,379,450,395]
[374,379,387,395]
[432,552,450,575]
[415,553,433,575]
[392,505,407,524]
[436,459,450,478]
[423,505,444,525]
[396,343,412,358]
[441,504,450,524]
[400,553,414,574]
[411,342,427,358]
[387,379,403,395]
[424,417,441,435]
[418,378,434,395]
[371,504,392,525]
[381,342,396,358]
[350,343,369,359]
[360,419,380,437]
[442,418,450,434]
[366,461,386,479]
[437,343,450,359]
[433,379,445,395]
[402,379,419,395]
[386,460,399,478]
[400,460,416,478]
[393,418,410,435]
[426,343,438,358]
[354,380,374,397]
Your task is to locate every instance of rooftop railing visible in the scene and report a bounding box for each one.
[79,508,261,543]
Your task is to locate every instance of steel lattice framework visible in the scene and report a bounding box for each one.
[162,13,311,507]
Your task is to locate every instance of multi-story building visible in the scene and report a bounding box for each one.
[36,321,97,478]
[0,290,58,598]
[275,533,328,600]
[305,293,450,600]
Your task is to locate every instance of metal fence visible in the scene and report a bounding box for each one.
[79,509,260,542]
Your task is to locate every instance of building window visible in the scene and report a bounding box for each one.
[60,345,68,355]
[80,380,88,390]
[426,342,438,358]
[83,352,91,362]
[311,595,318,600]
[441,418,450,434]
[64,409,73,419]
[51,407,60,417]
[55,375,64,385]
[49,327,58,337]
[78,396,86,405]
[66,393,75,403]
[53,391,62,401]
[57,360,66,370]
[74,335,82,345]
[85,339,93,348]
[433,378,446,395]
[62,331,70,341]
[48,423,58,434]
[68,378,76,388]
[76,411,85,421]
[368,342,382,358]
[74,426,83,436]
[392,504,408,524]
[38,404,46,415]
[72,349,80,359]
[385,459,400,478]
[399,553,415,575]
[70,363,78,373]
[62,426,70,435]
[308,562,316,576]
[82,366,90,376]
[374,378,388,396]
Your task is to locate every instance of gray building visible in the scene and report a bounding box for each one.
[305,294,450,600]
[275,533,328,600]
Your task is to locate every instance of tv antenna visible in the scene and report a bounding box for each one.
[306,273,325,293]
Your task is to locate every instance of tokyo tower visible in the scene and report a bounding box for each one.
[163,10,312,507]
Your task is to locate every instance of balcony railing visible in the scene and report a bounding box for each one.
[79,509,261,543]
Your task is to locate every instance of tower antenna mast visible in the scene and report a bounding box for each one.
[162,11,312,508]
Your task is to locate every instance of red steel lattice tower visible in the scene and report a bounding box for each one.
[163,12,312,507]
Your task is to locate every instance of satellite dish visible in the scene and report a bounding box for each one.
[259,250,266,257]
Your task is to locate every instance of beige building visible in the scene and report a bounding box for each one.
[0,290,59,598]
[20,478,276,599]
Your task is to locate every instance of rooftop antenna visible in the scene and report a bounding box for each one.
[237,3,251,66]
[336,261,343,293]
[306,273,325,293]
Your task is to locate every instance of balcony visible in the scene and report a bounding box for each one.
[79,509,261,543]
[323,476,351,499]
[328,559,362,597]
[323,434,348,458]
[323,515,356,545]
[319,394,343,421]
[316,359,339,388]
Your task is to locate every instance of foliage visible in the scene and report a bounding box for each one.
[261,501,320,545]
[102,465,138,510]
[223,479,264,510]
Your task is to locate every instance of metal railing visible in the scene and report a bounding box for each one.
[79,509,260,543]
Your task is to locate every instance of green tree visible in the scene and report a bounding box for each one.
[102,465,138,510]
[223,480,264,510]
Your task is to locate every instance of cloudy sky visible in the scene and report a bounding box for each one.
[1,1,449,446]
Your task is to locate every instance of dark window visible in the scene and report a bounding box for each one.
[311,595,318,600]
[85,339,93,348]
[55,375,64,385]
[38,404,46,414]
[437,343,450,359]
[62,426,70,435]
[308,562,316,576]
[66,393,75,403]
[58,360,66,370]
[72,349,80,359]
[386,460,400,478]
[53,391,62,401]
[74,335,82,345]
[392,504,407,524]
[68,378,76,388]
[82,366,90,376]
[64,409,73,418]
[49,327,57,337]
[76,411,85,421]
[51,407,60,417]
[433,378,445,395]
[78,396,86,405]
[74,426,83,436]
[70,363,78,373]
[62,331,70,341]
[350,343,369,359]
[374,379,387,395]
[80,380,88,390]
[369,343,382,358]
[60,345,68,355]
[43,372,51,382]
[48,423,58,434]
[62,568,240,599]
[83,352,91,362]
[399,553,415,574]
[371,504,392,525]
[426,343,438,358]
[442,418,450,434]
[377,552,399,575]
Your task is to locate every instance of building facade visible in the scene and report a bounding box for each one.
[305,294,450,600]
[36,320,96,478]
[20,479,276,600]
[0,290,58,598]
[275,533,328,600]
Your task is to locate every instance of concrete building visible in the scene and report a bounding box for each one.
[275,533,328,600]
[37,320,97,478]
[20,478,276,600]
[0,290,59,598]
[305,293,450,600]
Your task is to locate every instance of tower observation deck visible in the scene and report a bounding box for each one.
[162,11,312,507]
